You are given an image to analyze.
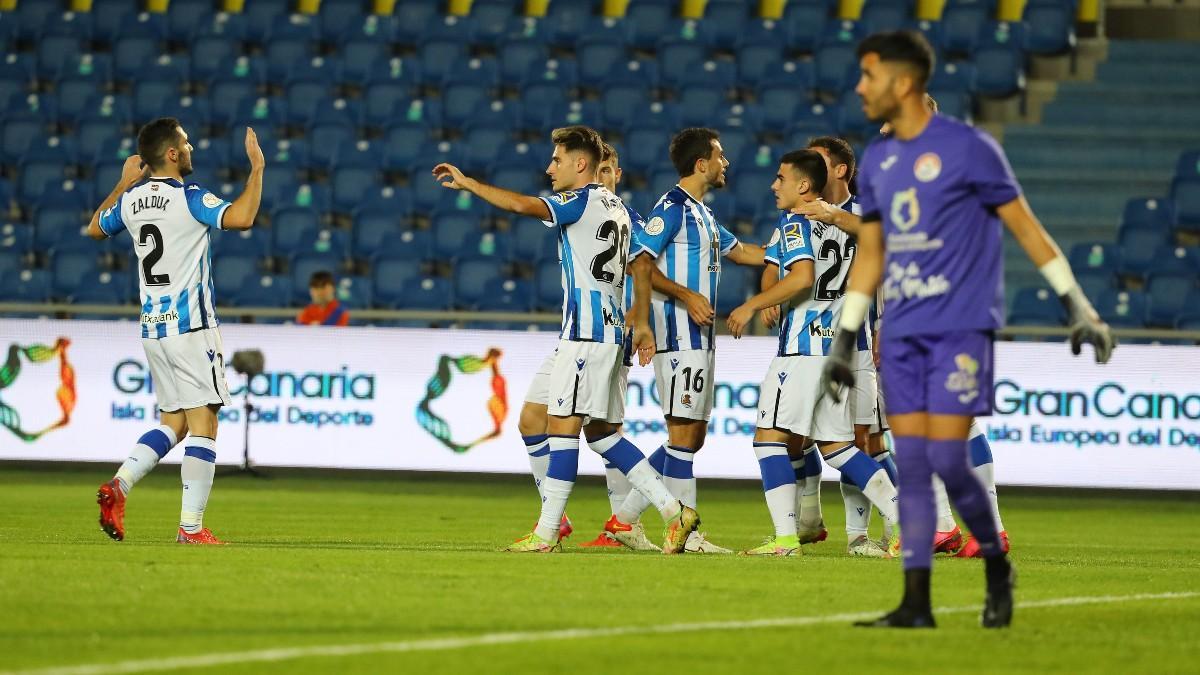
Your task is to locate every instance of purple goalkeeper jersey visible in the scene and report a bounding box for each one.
[856,114,1021,338]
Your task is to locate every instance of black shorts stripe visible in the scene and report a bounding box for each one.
[668,374,677,417]
[772,388,782,430]
[571,374,580,416]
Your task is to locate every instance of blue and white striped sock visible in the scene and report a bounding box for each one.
[969,426,1004,530]
[754,442,797,538]
[115,425,178,495]
[798,446,823,529]
[824,444,898,529]
[522,434,550,501]
[534,435,578,541]
[591,434,680,522]
[180,436,217,534]
[663,445,697,509]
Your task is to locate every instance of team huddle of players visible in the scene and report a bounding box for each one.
[95,29,1115,629]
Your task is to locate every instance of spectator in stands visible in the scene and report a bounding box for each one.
[297,271,349,326]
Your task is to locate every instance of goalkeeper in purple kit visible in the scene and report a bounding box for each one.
[824,31,1114,629]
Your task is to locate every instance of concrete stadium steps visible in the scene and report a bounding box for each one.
[1105,40,1200,62]
[1051,82,1200,107]
[1004,141,1180,174]
[1040,104,1200,127]
[1094,62,1200,86]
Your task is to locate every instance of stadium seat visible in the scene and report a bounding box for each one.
[941,2,991,57]
[1068,242,1120,276]
[395,276,452,310]
[418,37,468,84]
[340,30,393,87]
[578,35,629,89]
[52,252,101,299]
[1095,289,1145,328]
[211,227,271,259]
[814,41,858,94]
[600,85,651,132]
[335,275,373,310]
[0,222,33,257]
[431,213,483,261]
[488,278,536,313]
[443,84,494,129]
[306,123,357,170]
[1023,4,1075,55]
[973,44,1026,98]
[167,0,215,39]
[701,0,750,52]
[1117,229,1167,279]
[293,228,351,262]
[1008,286,1066,325]
[511,218,556,263]
[500,38,549,84]
[1171,177,1200,231]
[3,268,52,303]
[736,42,785,92]
[211,254,261,300]
[715,267,751,315]
[859,0,910,35]
[626,3,676,50]
[1153,245,1200,277]
[1176,150,1200,181]
[16,1,60,40]
[394,0,441,42]
[230,275,292,308]
[470,0,519,47]
[535,259,563,311]
[1,111,45,164]
[36,34,87,81]
[331,163,385,215]
[372,259,425,305]
[1145,273,1198,327]
[782,0,830,54]
[271,207,322,255]
[462,125,513,174]
[453,260,507,308]
[542,1,595,49]
[658,39,707,89]
[1076,269,1115,302]
[372,228,433,263]
[353,209,406,260]
[113,35,165,83]
[290,255,345,303]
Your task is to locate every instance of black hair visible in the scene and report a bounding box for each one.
[856,30,936,88]
[669,127,720,178]
[807,136,856,183]
[136,117,183,170]
[551,125,604,170]
[779,149,828,195]
[309,270,335,288]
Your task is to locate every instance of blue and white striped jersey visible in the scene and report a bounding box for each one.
[636,185,739,353]
[98,177,232,339]
[539,184,632,344]
[765,196,870,356]
[622,204,645,314]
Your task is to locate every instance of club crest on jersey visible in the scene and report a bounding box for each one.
[552,191,579,205]
[890,188,920,232]
[576,358,586,371]
[945,353,980,403]
[670,358,679,370]
[202,192,223,208]
[681,393,693,409]
[644,216,666,236]
[914,153,942,182]
[151,183,159,191]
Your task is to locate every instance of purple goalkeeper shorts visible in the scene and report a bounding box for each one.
[879,331,994,417]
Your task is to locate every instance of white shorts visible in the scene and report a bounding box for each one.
[853,350,879,427]
[524,351,557,405]
[547,340,625,424]
[756,355,854,442]
[652,349,716,421]
[142,328,232,413]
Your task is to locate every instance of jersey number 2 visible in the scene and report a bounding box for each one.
[139,224,171,286]
[590,219,629,283]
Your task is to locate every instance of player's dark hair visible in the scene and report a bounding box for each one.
[780,149,828,195]
[669,127,720,178]
[137,117,183,170]
[807,136,856,183]
[600,141,619,166]
[856,30,936,88]
[309,271,335,288]
[551,125,604,171]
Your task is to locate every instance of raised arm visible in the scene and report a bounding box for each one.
[432,162,551,221]
[998,195,1114,363]
[221,127,266,231]
[87,155,148,240]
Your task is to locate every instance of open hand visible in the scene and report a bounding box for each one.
[245,127,265,170]
[432,163,472,191]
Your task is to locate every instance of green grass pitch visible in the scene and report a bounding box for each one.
[2,466,1198,674]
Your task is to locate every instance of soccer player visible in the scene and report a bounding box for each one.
[725,149,900,556]
[517,141,660,551]
[433,126,700,553]
[92,119,265,544]
[297,270,350,326]
[825,31,1113,627]
[601,128,765,554]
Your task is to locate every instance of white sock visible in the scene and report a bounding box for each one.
[933,475,957,532]
[968,424,1005,531]
[663,445,698,509]
[603,462,633,514]
[623,460,682,522]
[534,436,578,541]
[522,434,550,501]
[823,444,898,531]
[114,425,178,494]
[754,443,797,538]
[798,446,823,529]
[840,478,871,538]
[180,436,217,534]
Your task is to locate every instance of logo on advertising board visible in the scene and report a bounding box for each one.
[416,348,508,453]
[0,338,77,442]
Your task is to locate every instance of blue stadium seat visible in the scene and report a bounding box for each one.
[230,275,292,307]
[511,218,556,263]
[676,85,729,130]
[211,227,271,259]
[113,35,165,82]
[500,37,550,83]
[1171,177,1200,231]
[167,0,216,39]
[335,275,373,310]
[736,42,785,92]
[1117,229,1167,279]
[266,40,317,82]
[2,268,52,302]
[52,252,101,299]
[1155,244,1200,276]
[0,221,32,257]
[331,162,384,215]
[679,58,736,92]
[463,126,513,174]
[519,57,579,96]
[490,165,543,199]
[535,259,563,311]
[132,78,182,124]
[0,54,36,107]
[418,37,468,84]
[1068,241,1119,276]
[701,0,750,51]
[37,34,87,81]
[626,3,676,50]
[471,0,519,46]
[606,57,659,89]
[599,85,651,132]
[395,276,452,310]
[782,1,830,54]
[578,34,629,89]
[759,84,812,131]
[286,80,335,128]
[1176,310,1200,332]
[353,211,406,259]
[860,0,910,35]
[16,1,60,40]
[365,79,431,128]
[1075,269,1115,302]
[211,254,261,299]
[290,255,344,303]
[2,111,45,164]
[432,213,483,261]
[621,126,671,176]
[715,267,751,315]
[1176,150,1200,181]
[453,260,507,308]
[443,84,493,129]
[0,250,22,282]
[340,26,394,87]
[657,38,706,89]
[460,230,513,261]
[293,227,350,262]
[973,44,1025,98]
[1008,286,1066,325]
[488,278,536,313]
[423,13,476,42]
[394,0,441,42]
[941,2,991,56]
[372,228,433,262]
[814,41,858,94]
[977,20,1029,53]
[317,0,367,44]
[543,1,596,48]
[1095,289,1145,328]
[372,259,425,305]
[835,90,873,138]
[272,207,322,255]
[380,121,434,175]
[54,54,113,123]
[1023,4,1074,55]
[1146,273,1198,327]
[306,123,357,170]
[735,169,777,217]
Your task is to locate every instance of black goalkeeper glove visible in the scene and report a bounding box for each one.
[821,329,857,402]
[1061,286,1116,364]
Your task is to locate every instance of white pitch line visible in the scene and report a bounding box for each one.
[6,591,1196,675]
